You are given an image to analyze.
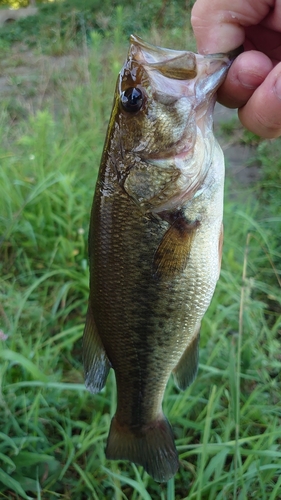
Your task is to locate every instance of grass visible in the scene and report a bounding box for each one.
[0,15,281,500]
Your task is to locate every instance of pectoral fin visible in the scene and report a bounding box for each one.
[83,304,111,394]
[173,327,200,391]
[153,215,199,279]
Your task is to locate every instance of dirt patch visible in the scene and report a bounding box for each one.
[0,43,87,123]
[0,44,84,98]
[0,7,38,27]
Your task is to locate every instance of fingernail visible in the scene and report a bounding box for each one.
[237,71,260,89]
[273,74,281,99]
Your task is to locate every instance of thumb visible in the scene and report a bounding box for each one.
[191,0,271,54]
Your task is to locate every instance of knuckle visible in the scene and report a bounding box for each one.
[254,109,281,137]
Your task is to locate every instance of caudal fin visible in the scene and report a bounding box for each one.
[105,415,179,482]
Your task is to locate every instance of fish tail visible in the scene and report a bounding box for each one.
[105,414,179,482]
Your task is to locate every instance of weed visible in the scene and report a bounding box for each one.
[0,12,280,500]
[220,117,240,137]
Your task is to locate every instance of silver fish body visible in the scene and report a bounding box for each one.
[83,35,238,482]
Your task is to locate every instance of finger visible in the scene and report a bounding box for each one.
[191,6,244,54]
[245,25,281,62]
[217,51,273,108]
[238,63,281,138]
[262,0,281,32]
[191,0,271,54]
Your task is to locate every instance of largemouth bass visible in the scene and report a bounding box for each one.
[83,35,240,482]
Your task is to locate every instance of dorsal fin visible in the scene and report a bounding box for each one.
[83,304,111,393]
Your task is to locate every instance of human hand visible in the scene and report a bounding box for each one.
[191,0,281,138]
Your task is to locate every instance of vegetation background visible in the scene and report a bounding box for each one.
[0,1,280,499]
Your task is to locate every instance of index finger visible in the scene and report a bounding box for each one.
[191,0,273,53]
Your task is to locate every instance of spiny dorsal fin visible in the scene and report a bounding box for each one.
[153,215,199,279]
[83,304,111,394]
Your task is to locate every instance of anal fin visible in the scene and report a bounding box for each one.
[173,326,200,391]
[83,304,111,394]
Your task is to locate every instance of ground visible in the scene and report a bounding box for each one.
[1,37,280,499]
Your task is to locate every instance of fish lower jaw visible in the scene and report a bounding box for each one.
[142,144,193,164]
[147,131,197,162]
[148,127,211,173]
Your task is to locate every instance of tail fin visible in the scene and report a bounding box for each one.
[105,415,179,482]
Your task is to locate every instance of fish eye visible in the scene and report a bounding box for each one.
[120,87,143,113]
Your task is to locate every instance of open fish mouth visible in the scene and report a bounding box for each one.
[128,34,236,94]
[126,35,239,161]
[128,34,198,81]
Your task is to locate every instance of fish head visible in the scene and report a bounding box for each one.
[116,35,235,161]
[108,35,240,212]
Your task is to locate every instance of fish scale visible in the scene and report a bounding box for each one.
[83,35,241,482]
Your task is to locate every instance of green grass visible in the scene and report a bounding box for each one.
[0,21,281,500]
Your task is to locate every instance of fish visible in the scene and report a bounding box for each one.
[83,35,241,482]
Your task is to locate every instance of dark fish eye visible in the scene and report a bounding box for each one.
[120,87,143,113]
